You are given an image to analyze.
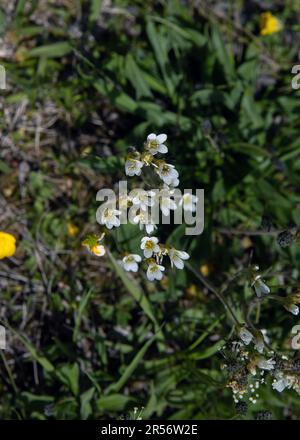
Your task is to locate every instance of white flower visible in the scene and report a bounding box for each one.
[254,337,265,354]
[141,236,160,258]
[168,248,190,269]
[133,211,157,235]
[100,208,121,229]
[122,254,142,272]
[160,191,177,216]
[125,158,144,176]
[132,190,155,211]
[144,223,156,234]
[284,303,299,316]
[90,244,106,257]
[146,133,168,155]
[257,357,276,371]
[252,330,269,353]
[272,371,294,393]
[146,261,165,281]
[272,377,289,393]
[239,327,253,345]
[179,193,198,212]
[169,177,179,187]
[118,195,130,209]
[156,162,179,185]
[252,276,270,297]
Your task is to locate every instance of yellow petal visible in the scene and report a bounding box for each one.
[67,222,79,237]
[91,244,106,257]
[0,232,17,259]
[260,12,282,36]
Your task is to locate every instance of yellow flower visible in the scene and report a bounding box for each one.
[200,263,211,277]
[186,284,198,297]
[260,12,282,36]
[67,222,79,237]
[0,232,16,259]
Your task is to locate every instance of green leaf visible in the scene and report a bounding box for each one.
[146,19,175,98]
[106,334,156,394]
[27,42,73,58]
[241,89,264,128]
[10,328,55,373]
[97,394,133,412]
[188,315,225,351]
[56,363,80,396]
[190,340,226,360]
[125,54,152,99]
[73,288,94,342]
[211,27,235,82]
[90,0,102,22]
[80,387,95,420]
[94,79,137,113]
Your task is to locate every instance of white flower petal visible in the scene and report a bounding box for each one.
[144,249,153,258]
[156,133,167,144]
[173,257,184,269]
[158,144,168,153]
[147,133,156,141]
[177,250,190,260]
[272,378,288,393]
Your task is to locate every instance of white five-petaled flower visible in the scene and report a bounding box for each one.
[160,191,177,216]
[100,208,121,229]
[146,261,165,281]
[125,157,144,176]
[132,190,155,211]
[146,133,168,155]
[133,211,157,235]
[122,254,142,272]
[168,248,190,269]
[141,236,160,258]
[239,326,253,345]
[156,162,179,186]
[179,193,198,212]
[252,275,270,297]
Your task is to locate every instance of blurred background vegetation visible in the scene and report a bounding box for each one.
[1,0,300,420]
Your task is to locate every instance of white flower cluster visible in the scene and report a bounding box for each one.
[122,238,189,281]
[125,133,177,184]
[94,133,195,281]
[122,133,193,280]
[225,342,271,405]
[97,133,197,233]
